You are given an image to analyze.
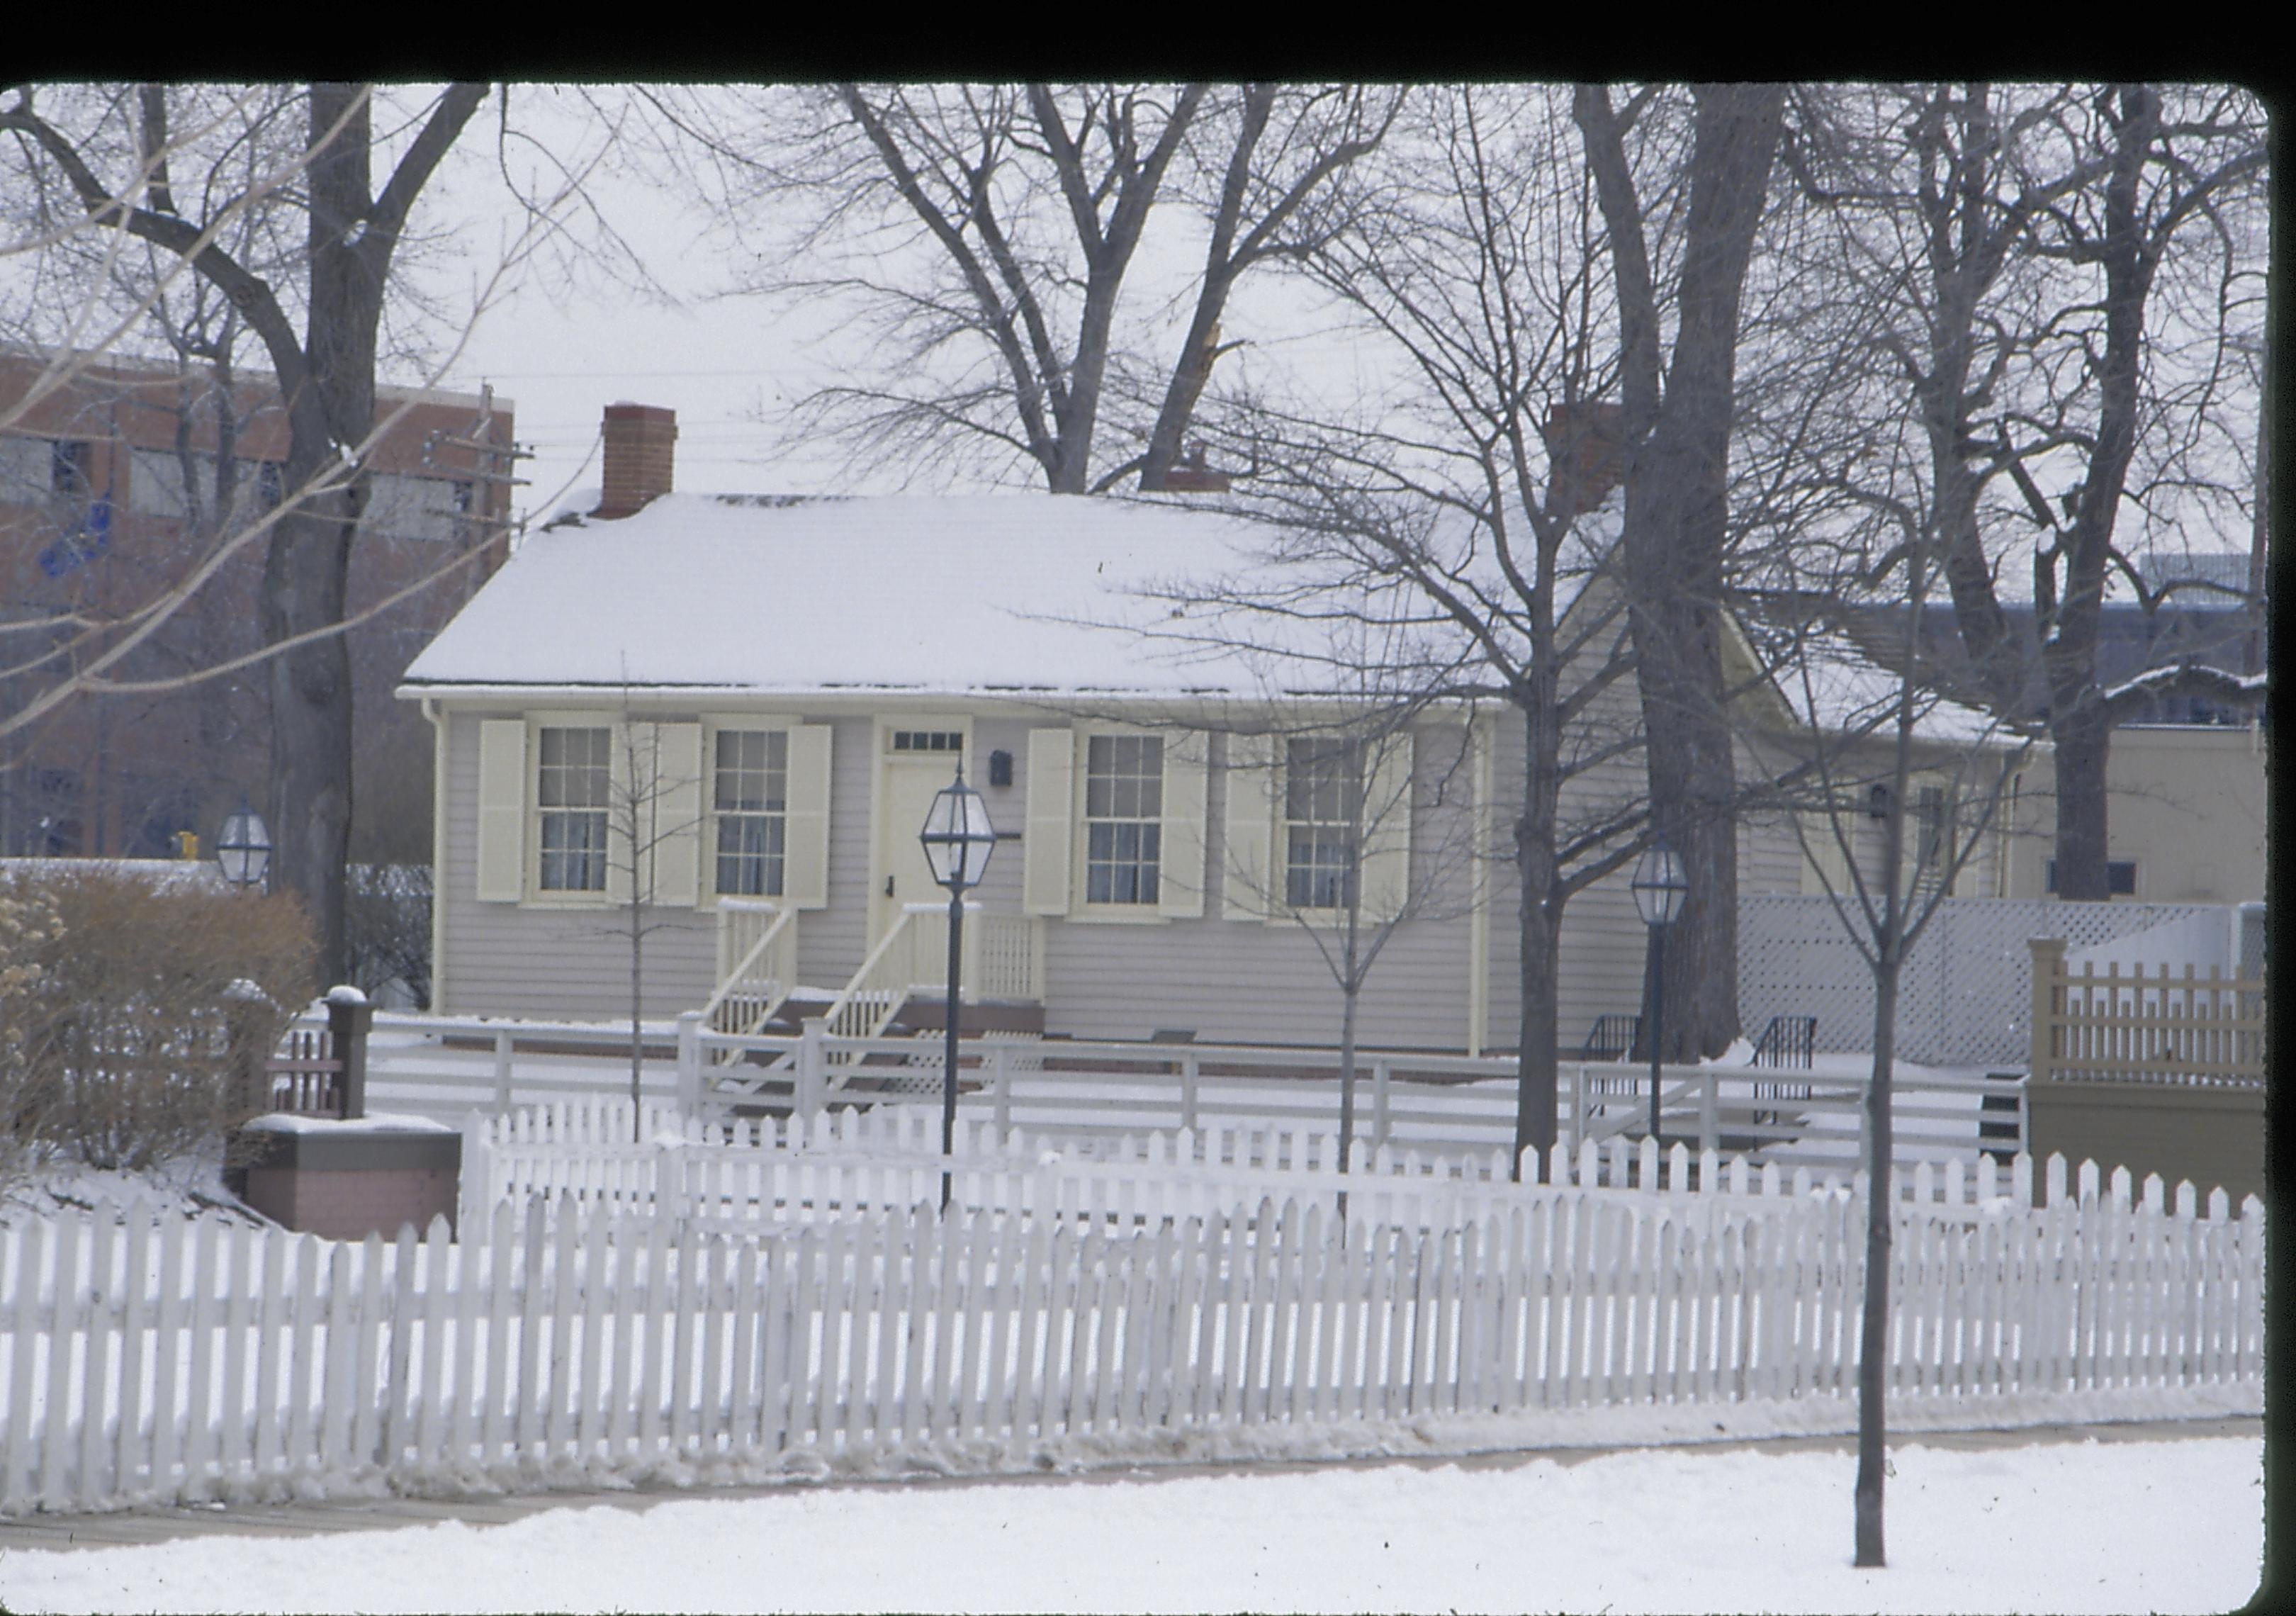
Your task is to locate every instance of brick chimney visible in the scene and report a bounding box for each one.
[1542,402,1625,517]
[597,403,677,519]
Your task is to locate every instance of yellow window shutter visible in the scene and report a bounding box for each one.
[782,724,833,910]
[1358,729,1414,923]
[1157,732,1208,919]
[475,719,527,903]
[604,726,636,906]
[1023,728,1074,916]
[1222,731,1276,921]
[651,722,704,908]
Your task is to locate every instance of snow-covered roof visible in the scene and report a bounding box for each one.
[1759,624,2008,747]
[402,493,1402,700]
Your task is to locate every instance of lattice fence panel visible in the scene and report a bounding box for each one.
[1739,897,2231,1067]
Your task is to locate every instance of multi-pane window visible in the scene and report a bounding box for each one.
[50,439,91,496]
[1084,735,1161,904]
[536,726,609,892]
[714,729,788,897]
[1285,739,1360,909]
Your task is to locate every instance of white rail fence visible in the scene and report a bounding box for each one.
[337,1011,2025,1173]
[1,1162,2261,1517]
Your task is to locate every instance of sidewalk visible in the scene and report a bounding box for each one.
[0,1415,2258,1555]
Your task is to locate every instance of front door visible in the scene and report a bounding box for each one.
[871,725,969,953]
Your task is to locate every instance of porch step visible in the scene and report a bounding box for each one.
[884,997,1046,1037]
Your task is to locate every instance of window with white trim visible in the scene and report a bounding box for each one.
[536,726,609,892]
[1084,734,1161,904]
[1285,738,1359,909]
[714,729,788,897]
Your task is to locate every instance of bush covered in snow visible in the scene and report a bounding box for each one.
[0,865,317,1172]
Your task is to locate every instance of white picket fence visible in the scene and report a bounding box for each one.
[0,1155,2261,1518]
[468,1099,2044,1240]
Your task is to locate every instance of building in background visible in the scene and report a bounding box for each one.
[0,346,517,861]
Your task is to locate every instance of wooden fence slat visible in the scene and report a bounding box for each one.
[70,1208,111,1510]
[480,1200,515,1464]
[105,1209,145,1503]
[575,1201,611,1458]
[249,1223,286,1483]
[700,1234,729,1456]
[286,1235,321,1478]
[381,1223,420,1471]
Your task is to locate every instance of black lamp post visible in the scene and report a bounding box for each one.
[919,761,998,1212]
[1629,837,1689,1169]
[216,799,273,892]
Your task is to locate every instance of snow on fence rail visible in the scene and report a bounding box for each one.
[0,1161,2261,1518]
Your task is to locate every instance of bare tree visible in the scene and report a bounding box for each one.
[1753,544,2030,1570]
[3,83,629,971]
[640,82,1399,493]
[598,705,706,1142]
[1215,699,1478,1177]
[1779,82,2268,900]
[1572,82,1786,1060]
[4,83,488,975]
[1154,86,1667,1172]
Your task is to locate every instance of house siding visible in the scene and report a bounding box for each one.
[429,693,1831,1051]
[435,709,716,1020]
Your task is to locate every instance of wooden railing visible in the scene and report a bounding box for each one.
[2028,938,2266,1088]
[257,988,372,1119]
[803,907,930,1099]
[699,900,799,1044]
[974,911,1044,1001]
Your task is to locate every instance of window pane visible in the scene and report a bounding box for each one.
[1082,735,1162,906]
[713,729,789,896]
[1284,739,1360,909]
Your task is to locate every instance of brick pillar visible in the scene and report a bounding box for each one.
[597,403,677,518]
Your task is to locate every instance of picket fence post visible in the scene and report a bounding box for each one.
[676,1010,704,1118]
[492,1029,514,1115]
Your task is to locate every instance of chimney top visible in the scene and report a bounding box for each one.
[597,403,677,520]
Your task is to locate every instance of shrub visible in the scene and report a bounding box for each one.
[1,865,318,1172]
[0,881,62,1187]
[345,863,432,1008]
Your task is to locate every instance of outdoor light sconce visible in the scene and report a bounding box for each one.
[1867,783,1893,821]
[216,799,273,890]
[988,748,1013,788]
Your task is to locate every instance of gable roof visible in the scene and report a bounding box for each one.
[401,493,1339,699]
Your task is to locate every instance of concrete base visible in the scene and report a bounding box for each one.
[227,1122,462,1242]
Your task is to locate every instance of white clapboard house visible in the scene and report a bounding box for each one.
[398,406,2005,1062]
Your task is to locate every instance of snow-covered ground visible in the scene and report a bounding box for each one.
[0,1431,2261,1615]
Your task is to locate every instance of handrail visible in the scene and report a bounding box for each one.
[699,904,800,1037]
[803,909,924,1096]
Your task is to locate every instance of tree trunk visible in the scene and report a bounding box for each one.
[1592,83,1781,1059]
[1854,950,1898,1567]
[631,904,645,1145]
[1512,704,1563,1177]
[260,501,356,980]
[2047,696,2114,900]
